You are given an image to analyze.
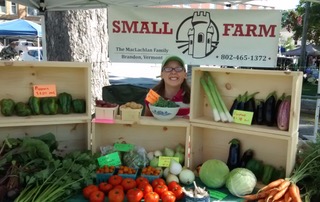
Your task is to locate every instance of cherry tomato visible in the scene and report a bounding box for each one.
[98,182,113,194]
[138,182,153,197]
[170,184,184,200]
[83,184,99,199]
[108,188,125,202]
[108,175,123,186]
[151,178,166,188]
[144,191,160,202]
[153,184,168,196]
[126,188,144,202]
[121,178,137,192]
[89,190,105,202]
[161,190,176,202]
[135,176,149,186]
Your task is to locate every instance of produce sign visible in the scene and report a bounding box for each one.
[158,156,180,167]
[232,110,254,125]
[97,152,122,167]
[108,6,281,67]
[33,84,57,97]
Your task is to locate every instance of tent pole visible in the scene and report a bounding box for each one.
[40,15,47,61]
[300,1,311,70]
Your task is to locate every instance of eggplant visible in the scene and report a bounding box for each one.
[237,91,248,111]
[255,99,265,125]
[263,91,277,126]
[227,138,241,170]
[274,93,286,125]
[244,92,259,112]
[229,94,241,116]
[240,149,254,167]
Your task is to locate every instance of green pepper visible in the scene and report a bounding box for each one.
[15,102,32,116]
[246,158,264,180]
[41,97,58,115]
[0,98,15,116]
[72,99,86,113]
[28,96,41,115]
[58,92,72,114]
[262,164,275,184]
[271,166,286,181]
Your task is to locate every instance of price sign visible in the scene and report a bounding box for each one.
[97,152,122,167]
[114,143,134,152]
[146,89,160,104]
[232,110,254,125]
[33,84,57,97]
[158,156,179,167]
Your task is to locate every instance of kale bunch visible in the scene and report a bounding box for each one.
[153,97,179,108]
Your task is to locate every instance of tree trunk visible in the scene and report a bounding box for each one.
[44,9,109,113]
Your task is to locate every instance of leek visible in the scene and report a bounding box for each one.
[204,72,233,123]
[200,77,221,122]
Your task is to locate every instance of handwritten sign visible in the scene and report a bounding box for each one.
[114,143,134,152]
[208,189,227,200]
[97,152,122,167]
[146,89,160,104]
[33,84,57,97]
[232,110,254,125]
[158,156,180,167]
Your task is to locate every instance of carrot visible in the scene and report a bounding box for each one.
[277,180,291,191]
[288,183,301,202]
[257,199,265,202]
[284,189,292,202]
[273,185,289,201]
[266,189,279,202]
[241,190,270,201]
[258,178,285,193]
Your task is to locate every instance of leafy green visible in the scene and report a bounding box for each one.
[153,97,179,108]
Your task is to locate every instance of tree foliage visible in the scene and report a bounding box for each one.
[282,1,320,45]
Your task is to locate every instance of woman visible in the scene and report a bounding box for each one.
[144,55,191,117]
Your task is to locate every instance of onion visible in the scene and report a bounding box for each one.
[179,168,195,185]
[169,159,182,175]
[166,173,179,184]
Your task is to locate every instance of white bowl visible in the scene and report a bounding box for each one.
[149,104,180,120]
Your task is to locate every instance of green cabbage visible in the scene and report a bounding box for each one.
[199,159,229,188]
[226,168,257,197]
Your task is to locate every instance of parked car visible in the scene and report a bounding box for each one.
[19,47,42,61]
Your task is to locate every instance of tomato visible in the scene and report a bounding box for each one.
[138,182,153,197]
[167,181,179,191]
[108,175,123,186]
[151,178,166,188]
[135,176,149,186]
[113,184,124,192]
[83,184,99,199]
[108,188,125,202]
[89,190,105,202]
[121,178,137,192]
[161,190,176,202]
[144,191,160,202]
[98,182,113,194]
[153,184,168,196]
[170,184,184,200]
[126,188,144,202]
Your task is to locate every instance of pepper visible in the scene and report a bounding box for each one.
[227,138,241,170]
[0,99,15,116]
[270,166,286,182]
[262,164,275,185]
[229,94,241,116]
[263,91,277,126]
[28,96,41,115]
[246,159,264,180]
[58,92,72,114]
[41,97,58,115]
[254,99,265,125]
[72,99,86,113]
[239,149,254,168]
[15,102,32,116]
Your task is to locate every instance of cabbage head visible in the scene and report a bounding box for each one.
[199,159,229,188]
[226,168,257,197]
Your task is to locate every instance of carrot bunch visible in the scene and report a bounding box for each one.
[241,178,301,202]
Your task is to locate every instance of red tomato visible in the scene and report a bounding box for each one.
[167,181,179,191]
[170,185,184,200]
[153,184,168,196]
[135,176,149,186]
[126,188,144,202]
[98,182,113,194]
[138,182,153,197]
[144,191,160,202]
[151,178,166,188]
[113,184,124,192]
[108,188,125,202]
[161,191,176,202]
[108,175,123,186]
[83,184,99,199]
[121,178,137,192]
[89,190,105,202]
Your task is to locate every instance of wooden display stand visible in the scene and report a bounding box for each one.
[0,61,92,155]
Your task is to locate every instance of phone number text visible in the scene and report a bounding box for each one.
[220,54,268,61]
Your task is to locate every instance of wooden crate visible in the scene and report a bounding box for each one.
[0,61,92,152]
[92,116,190,167]
[189,122,298,177]
[190,68,303,136]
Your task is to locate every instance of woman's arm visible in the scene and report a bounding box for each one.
[144,105,152,116]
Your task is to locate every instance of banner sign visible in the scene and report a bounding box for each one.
[108,6,282,67]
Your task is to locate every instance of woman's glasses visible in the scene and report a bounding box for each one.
[162,67,184,72]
